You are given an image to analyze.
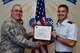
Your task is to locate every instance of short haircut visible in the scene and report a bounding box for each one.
[58,4,69,12]
[12,4,22,10]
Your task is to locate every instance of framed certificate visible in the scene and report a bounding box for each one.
[34,25,52,40]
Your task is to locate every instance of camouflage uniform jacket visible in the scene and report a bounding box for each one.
[0,17,37,53]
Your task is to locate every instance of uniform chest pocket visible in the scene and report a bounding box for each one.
[14,28,22,35]
[16,25,26,35]
[56,27,68,38]
[60,29,68,36]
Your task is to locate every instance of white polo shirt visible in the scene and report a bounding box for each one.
[54,19,77,52]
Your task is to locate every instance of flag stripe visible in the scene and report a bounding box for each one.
[43,45,48,53]
[40,18,45,25]
[38,47,42,53]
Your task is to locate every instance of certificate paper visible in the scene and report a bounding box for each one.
[34,26,51,40]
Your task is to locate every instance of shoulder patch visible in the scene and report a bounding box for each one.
[67,21,74,24]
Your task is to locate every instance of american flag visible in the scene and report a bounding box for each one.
[31,0,48,53]
[35,0,46,25]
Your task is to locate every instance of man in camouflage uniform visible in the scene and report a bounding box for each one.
[0,4,41,53]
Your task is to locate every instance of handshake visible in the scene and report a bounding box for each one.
[28,32,50,48]
[34,41,45,48]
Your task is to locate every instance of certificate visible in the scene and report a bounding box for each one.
[34,25,52,40]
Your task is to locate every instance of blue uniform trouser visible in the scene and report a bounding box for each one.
[55,51,72,53]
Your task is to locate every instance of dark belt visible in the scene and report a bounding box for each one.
[55,51,72,53]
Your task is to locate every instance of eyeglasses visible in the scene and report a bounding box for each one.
[12,10,23,13]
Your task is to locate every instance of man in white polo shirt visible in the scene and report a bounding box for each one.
[51,4,77,53]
